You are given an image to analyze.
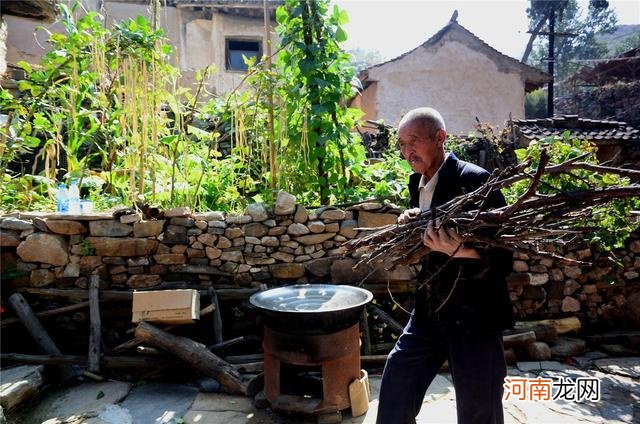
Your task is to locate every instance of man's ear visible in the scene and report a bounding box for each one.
[435,128,447,147]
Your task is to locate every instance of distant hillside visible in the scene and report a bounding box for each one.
[597,24,640,53]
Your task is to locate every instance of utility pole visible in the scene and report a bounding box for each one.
[547,8,555,118]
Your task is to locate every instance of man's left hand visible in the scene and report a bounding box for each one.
[423,219,481,259]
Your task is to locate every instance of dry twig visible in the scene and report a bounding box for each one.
[345,150,640,269]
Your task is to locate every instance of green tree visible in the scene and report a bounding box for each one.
[347,47,384,72]
[524,88,548,118]
[613,31,640,55]
[524,0,617,81]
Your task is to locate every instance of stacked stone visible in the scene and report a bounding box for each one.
[2,197,637,325]
[0,193,407,291]
[506,234,640,325]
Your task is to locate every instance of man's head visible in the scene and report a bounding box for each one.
[397,107,447,179]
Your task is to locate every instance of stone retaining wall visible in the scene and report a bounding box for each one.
[1,194,638,328]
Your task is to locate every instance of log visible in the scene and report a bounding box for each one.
[199,304,215,316]
[503,331,536,349]
[208,336,245,352]
[543,317,581,334]
[209,287,224,345]
[8,293,77,381]
[225,354,264,364]
[88,275,101,373]
[112,304,216,353]
[526,341,551,360]
[510,317,581,341]
[19,288,131,301]
[233,362,264,373]
[19,287,258,301]
[1,301,91,328]
[368,304,404,335]
[0,365,44,412]
[362,282,415,294]
[361,355,389,368]
[135,321,247,395]
[136,346,165,356]
[372,342,396,353]
[82,371,104,382]
[505,321,558,343]
[1,353,166,368]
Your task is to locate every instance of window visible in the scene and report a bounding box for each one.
[226,39,261,71]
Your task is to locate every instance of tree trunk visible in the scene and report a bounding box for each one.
[135,321,247,395]
[8,293,77,381]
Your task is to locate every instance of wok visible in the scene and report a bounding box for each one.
[249,284,373,335]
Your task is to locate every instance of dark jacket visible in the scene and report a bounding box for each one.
[409,153,514,333]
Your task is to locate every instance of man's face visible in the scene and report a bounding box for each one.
[397,120,445,177]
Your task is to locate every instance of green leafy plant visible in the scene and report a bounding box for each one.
[503,133,640,251]
[79,239,97,256]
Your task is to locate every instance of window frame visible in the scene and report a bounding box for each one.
[225,37,263,72]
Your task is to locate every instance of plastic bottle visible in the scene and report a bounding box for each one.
[56,182,68,213]
[68,180,81,214]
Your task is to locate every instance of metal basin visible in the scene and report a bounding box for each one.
[250,284,373,335]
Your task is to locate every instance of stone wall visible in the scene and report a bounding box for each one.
[508,238,640,329]
[1,194,638,329]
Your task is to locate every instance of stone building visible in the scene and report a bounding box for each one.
[350,14,550,134]
[1,0,280,95]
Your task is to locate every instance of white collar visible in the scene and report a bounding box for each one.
[418,152,449,189]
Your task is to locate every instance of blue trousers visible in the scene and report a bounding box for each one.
[376,313,506,424]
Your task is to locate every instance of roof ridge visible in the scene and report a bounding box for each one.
[359,19,549,87]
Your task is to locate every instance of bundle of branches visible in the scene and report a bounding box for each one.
[344,149,640,269]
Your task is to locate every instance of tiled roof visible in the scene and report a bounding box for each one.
[359,19,550,92]
[513,115,640,145]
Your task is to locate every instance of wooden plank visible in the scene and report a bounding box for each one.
[368,304,404,335]
[360,309,372,356]
[1,353,166,368]
[1,301,91,328]
[88,275,101,373]
[209,287,224,345]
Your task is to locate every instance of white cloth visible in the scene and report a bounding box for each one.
[418,153,449,211]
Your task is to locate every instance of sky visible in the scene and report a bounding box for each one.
[334,0,640,62]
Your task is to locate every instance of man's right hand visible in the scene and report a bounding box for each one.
[397,207,421,224]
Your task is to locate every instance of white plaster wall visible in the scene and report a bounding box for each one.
[0,15,7,76]
[184,19,213,70]
[4,14,58,67]
[207,13,271,95]
[367,41,526,134]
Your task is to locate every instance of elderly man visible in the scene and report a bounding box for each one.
[376,107,513,424]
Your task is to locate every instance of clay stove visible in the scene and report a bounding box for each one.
[250,284,372,420]
[263,323,361,415]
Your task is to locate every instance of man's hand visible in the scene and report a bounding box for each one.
[423,219,481,259]
[398,208,421,225]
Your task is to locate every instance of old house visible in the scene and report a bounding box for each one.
[2,0,280,95]
[351,14,550,134]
